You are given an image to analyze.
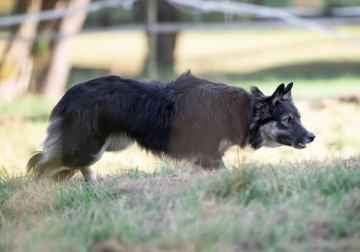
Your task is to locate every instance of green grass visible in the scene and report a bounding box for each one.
[233,76,360,100]
[0,96,56,121]
[1,158,360,252]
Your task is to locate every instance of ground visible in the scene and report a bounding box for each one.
[1,158,360,252]
[1,26,360,251]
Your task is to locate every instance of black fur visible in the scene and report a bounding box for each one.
[50,75,174,164]
[27,71,314,180]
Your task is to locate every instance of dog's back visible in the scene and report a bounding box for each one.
[167,74,251,160]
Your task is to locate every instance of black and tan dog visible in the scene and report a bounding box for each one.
[27,71,315,181]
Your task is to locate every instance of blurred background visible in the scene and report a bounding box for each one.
[0,0,360,174]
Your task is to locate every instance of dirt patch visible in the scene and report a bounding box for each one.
[339,93,360,104]
[92,239,194,252]
[237,237,262,251]
[308,216,334,240]
[93,239,129,252]
[316,236,360,252]
[342,189,360,215]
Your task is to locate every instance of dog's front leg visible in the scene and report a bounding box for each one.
[193,156,226,171]
[80,167,97,182]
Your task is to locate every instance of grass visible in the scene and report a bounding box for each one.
[234,76,360,100]
[1,158,360,252]
[1,26,360,251]
[1,25,360,76]
[68,26,360,77]
[175,26,360,75]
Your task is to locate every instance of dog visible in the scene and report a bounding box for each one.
[27,71,315,181]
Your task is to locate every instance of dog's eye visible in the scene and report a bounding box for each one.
[283,118,289,123]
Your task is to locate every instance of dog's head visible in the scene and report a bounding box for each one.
[249,83,315,150]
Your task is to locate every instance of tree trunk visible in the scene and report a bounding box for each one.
[39,0,90,99]
[0,0,42,102]
[31,0,59,93]
[135,0,180,74]
[156,0,180,69]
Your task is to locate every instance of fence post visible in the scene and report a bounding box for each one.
[147,0,157,80]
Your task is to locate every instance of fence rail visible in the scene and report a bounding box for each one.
[1,17,359,42]
[0,0,137,27]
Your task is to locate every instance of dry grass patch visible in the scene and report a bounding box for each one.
[69,26,360,76]
[1,179,60,219]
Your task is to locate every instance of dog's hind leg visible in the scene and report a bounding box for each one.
[80,167,97,182]
[75,134,134,182]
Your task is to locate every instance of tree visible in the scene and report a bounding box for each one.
[156,0,180,69]
[0,0,42,101]
[0,0,90,101]
[135,0,181,74]
[38,0,90,98]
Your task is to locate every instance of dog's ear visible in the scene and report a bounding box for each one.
[270,83,285,107]
[283,82,293,102]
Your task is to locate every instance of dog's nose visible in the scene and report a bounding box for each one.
[307,132,315,142]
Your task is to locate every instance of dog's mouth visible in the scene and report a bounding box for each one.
[282,138,294,146]
[293,142,306,149]
[283,138,306,149]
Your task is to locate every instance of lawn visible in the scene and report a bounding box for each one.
[1,25,360,76]
[1,158,360,252]
[1,26,360,251]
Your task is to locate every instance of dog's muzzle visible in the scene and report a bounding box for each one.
[306,132,315,143]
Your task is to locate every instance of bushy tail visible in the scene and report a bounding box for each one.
[27,152,43,179]
[26,152,78,181]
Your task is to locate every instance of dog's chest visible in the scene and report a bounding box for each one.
[218,139,233,153]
